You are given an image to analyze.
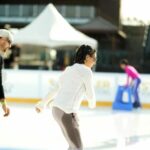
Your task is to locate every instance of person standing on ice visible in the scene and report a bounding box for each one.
[0,29,13,116]
[36,45,96,150]
[120,59,141,108]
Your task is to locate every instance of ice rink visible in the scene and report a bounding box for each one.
[0,103,150,150]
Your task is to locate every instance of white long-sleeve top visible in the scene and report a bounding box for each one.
[52,63,96,113]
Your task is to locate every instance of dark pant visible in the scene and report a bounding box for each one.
[52,107,83,150]
[132,78,141,108]
[0,85,5,99]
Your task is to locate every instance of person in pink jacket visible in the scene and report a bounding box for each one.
[120,59,141,108]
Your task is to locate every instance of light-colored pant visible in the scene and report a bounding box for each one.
[52,107,83,150]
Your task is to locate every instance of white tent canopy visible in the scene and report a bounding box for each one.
[13,4,98,49]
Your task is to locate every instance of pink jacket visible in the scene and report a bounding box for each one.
[125,65,140,85]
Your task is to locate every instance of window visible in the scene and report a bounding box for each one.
[61,5,95,19]
[22,5,34,17]
[65,6,76,18]
[37,5,45,16]
[80,6,95,18]
[0,5,5,16]
[56,5,62,14]
[9,5,20,17]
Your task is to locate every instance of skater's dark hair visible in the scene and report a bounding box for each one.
[74,45,96,64]
[120,59,129,65]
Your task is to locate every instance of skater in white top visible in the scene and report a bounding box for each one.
[36,45,97,150]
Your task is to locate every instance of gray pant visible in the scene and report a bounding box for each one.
[52,107,83,150]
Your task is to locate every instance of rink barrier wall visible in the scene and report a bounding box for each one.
[3,70,150,109]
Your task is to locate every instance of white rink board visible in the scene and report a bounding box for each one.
[93,73,117,101]
[3,69,150,103]
[39,71,60,98]
[3,70,40,98]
